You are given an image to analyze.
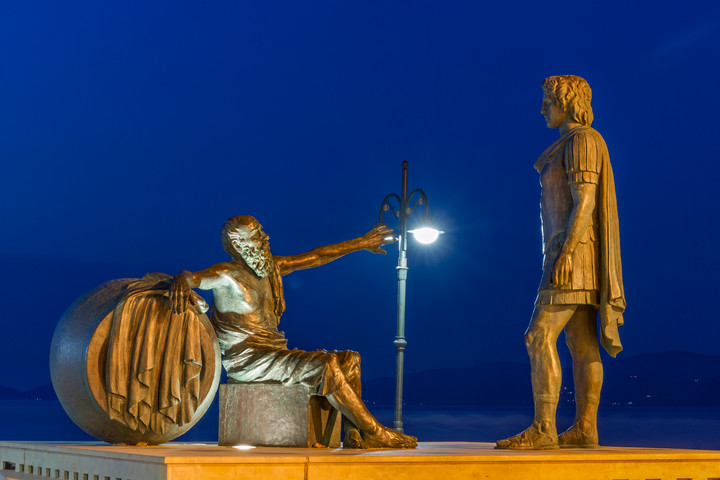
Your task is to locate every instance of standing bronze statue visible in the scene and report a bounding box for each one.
[170,216,418,449]
[496,75,626,450]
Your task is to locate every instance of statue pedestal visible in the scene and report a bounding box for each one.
[4,442,720,480]
[218,383,342,447]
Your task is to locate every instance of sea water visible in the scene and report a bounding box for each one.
[1,400,719,450]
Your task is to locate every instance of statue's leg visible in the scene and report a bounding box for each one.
[331,351,366,447]
[496,304,576,450]
[323,354,417,449]
[559,306,601,447]
[334,350,361,395]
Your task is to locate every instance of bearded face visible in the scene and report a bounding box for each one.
[237,239,273,278]
[223,222,273,278]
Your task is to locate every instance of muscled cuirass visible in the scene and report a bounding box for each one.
[537,133,598,260]
[534,126,601,305]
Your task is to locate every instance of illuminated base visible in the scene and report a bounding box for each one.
[2,441,720,480]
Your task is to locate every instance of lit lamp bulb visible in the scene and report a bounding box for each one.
[409,227,441,244]
[408,216,442,244]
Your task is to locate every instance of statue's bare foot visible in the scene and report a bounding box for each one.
[558,421,598,448]
[495,423,558,450]
[363,426,418,449]
[343,428,367,449]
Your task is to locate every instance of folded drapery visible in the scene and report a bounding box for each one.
[104,273,208,435]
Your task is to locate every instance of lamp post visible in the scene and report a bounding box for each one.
[376,161,441,432]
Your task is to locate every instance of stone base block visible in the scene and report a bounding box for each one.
[218,383,342,447]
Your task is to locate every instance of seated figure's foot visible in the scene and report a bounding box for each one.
[558,420,598,448]
[495,422,558,450]
[363,426,418,449]
[343,428,367,449]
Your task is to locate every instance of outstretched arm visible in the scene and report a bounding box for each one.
[275,225,396,276]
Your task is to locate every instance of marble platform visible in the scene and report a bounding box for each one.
[1,441,720,480]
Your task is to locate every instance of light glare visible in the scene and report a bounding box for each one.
[410,227,440,244]
[233,445,256,450]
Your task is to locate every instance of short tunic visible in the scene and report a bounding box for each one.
[535,127,606,306]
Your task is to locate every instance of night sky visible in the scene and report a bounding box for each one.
[1,1,719,392]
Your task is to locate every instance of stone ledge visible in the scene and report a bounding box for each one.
[2,441,719,480]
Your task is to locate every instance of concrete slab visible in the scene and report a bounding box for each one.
[2,441,719,480]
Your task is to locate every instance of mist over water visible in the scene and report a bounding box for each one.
[3,401,719,450]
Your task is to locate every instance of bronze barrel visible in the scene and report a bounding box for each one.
[50,276,221,444]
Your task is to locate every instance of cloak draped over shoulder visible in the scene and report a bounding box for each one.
[596,133,626,357]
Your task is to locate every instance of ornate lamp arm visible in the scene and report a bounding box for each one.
[407,189,430,218]
[377,193,403,225]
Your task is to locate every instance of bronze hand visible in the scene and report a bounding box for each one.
[169,274,191,314]
[361,225,396,255]
[552,252,572,287]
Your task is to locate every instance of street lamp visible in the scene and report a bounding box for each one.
[375,160,441,432]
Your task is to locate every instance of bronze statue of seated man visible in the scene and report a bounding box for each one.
[170,215,417,449]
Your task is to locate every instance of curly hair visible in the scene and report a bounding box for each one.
[542,75,593,126]
[221,215,259,257]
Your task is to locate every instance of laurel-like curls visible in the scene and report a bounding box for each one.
[542,75,594,126]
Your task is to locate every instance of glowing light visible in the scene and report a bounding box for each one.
[409,227,441,244]
[233,445,256,450]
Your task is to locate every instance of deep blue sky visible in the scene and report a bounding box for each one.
[1,1,719,391]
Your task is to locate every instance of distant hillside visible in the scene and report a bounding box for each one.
[602,351,720,407]
[0,384,57,401]
[363,351,720,407]
[3,351,719,407]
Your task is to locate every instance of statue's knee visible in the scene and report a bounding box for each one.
[565,333,600,362]
[348,351,361,367]
[524,330,536,350]
[525,330,540,352]
[565,332,586,355]
[525,328,551,353]
[323,353,342,372]
[345,351,361,381]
